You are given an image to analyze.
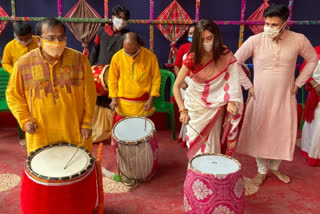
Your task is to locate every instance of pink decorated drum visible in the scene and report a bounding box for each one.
[92,64,109,96]
[184,153,245,214]
[112,117,158,181]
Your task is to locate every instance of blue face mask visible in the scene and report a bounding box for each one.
[188,37,192,42]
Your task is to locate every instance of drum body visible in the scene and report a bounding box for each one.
[21,143,97,214]
[184,153,245,214]
[92,64,109,96]
[112,117,158,181]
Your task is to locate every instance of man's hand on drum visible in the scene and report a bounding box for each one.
[179,109,190,124]
[144,96,154,111]
[81,128,92,140]
[227,101,240,115]
[109,98,117,110]
[25,120,37,134]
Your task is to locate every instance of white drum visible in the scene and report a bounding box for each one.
[191,154,240,175]
[29,145,93,179]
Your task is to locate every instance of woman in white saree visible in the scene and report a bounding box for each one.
[173,19,244,159]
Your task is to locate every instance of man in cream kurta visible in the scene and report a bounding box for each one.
[235,4,318,186]
[6,18,97,154]
[108,32,161,120]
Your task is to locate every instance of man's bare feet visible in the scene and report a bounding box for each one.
[252,173,267,187]
[270,170,291,184]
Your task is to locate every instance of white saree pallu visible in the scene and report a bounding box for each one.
[301,102,320,166]
[184,64,243,159]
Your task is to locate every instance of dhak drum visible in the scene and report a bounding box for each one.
[112,117,158,181]
[20,143,97,214]
[184,153,245,214]
[92,64,109,96]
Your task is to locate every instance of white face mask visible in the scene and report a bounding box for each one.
[124,48,140,58]
[264,22,286,38]
[203,41,213,52]
[113,16,127,31]
[15,35,33,46]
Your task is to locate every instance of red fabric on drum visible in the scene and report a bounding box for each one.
[20,168,97,214]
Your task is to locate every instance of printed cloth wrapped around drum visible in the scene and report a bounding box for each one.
[92,64,115,142]
[21,143,97,214]
[184,153,245,214]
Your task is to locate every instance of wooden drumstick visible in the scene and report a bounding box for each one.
[187,123,206,142]
[64,139,85,170]
[223,114,234,127]
[29,89,33,120]
[143,111,147,131]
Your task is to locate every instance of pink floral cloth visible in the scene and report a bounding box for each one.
[184,157,245,213]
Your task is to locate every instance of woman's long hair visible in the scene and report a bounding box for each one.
[189,19,227,66]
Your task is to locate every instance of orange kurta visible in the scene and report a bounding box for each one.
[6,48,97,154]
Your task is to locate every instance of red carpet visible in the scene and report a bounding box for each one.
[0,125,320,214]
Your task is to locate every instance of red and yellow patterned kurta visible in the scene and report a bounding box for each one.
[6,48,97,154]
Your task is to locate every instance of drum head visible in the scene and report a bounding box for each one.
[114,117,154,142]
[29,145,91,178]
[191,154,240,175]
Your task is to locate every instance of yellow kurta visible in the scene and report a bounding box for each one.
[2,36,38,74]
[6,48,97,154]
[108,47,161,116]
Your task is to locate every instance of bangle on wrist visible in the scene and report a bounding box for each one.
[179,108,188,114]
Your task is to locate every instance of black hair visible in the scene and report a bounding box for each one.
[13,21,32,36]
[112,5,130,20]
[35,18,66,36]
[123,32,144,46]
[188,23,196,31]
[263,4,290,21]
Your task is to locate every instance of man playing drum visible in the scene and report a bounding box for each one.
[108,32,161,121]
[6,18,97,154]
